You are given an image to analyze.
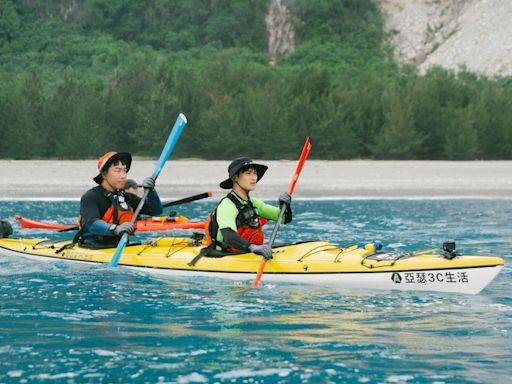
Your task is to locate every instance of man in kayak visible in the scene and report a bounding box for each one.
[204,157,292,259]
[78,152,163,247]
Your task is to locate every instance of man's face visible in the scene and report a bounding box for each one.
[234,167,258,191]
[103,161,128,191]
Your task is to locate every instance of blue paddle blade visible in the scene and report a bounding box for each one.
[108,113,188,268]
[108,232,129,267]
[153,113,187,178]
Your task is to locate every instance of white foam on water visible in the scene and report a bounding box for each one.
[93,349,118,357]
[215,368,291,380]
[0,263,47,276]
[176,372,208,383]
[387,242,406,248]
[0,346,11,354]
[305,221,340,231]
[386,375,415,383]
[39,309,117,321]
[31,372,77,380]
[379,350,403,360]
[148,363,184,370]
[7,370,24,378]
[38,311,87,321]
[154,349,217,360]
[27,278,46,283]
[83,373,103,379]
[0,346,32,354]
[189,349,208,356]
[130,369,144,379]
[490,303,512,312]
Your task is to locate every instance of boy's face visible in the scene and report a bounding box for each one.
[234,167,258,191]
[102,161,128,191]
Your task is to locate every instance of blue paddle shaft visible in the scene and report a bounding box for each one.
[108,113,187,267]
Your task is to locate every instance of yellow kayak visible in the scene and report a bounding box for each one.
[0,237,504,294]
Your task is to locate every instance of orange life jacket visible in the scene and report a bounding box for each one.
[78,191,134,229]
[101,200,134,225]
[237,218,267,246]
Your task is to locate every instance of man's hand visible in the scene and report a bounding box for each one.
[141,176,156,190]
[112,222,136,236]
[278,192,291,208]
[249,244,273,260]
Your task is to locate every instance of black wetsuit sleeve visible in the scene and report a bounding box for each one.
[284,206,292,224]
[220,228,252,252]
[125,190,163,216]
[80,190,109,231]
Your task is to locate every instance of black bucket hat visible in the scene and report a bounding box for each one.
[219,157,268,189]
[93,152,132,184]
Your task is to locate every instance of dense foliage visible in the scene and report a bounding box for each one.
[1,0,511,159]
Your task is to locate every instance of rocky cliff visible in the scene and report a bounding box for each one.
[380,0,512,76]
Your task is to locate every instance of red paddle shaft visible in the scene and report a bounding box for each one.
[253,137,312,288]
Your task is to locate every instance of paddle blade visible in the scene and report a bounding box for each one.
[108,233,129,267]
[288,137,311,195]
[153,113,187,179]
[253,259,266,288]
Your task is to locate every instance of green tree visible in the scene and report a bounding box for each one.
[472,85,512,159]
[44,75,106,158]
[3,73,47,158]
[443,106,480,160]
[313,93,362,159]
[0,0,20,43]
[372,88,423,159]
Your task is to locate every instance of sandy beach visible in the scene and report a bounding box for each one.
[1,160,512,200]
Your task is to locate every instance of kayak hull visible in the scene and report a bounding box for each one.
[0,238,504,295]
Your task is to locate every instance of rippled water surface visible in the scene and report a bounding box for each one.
[0,200,511,383]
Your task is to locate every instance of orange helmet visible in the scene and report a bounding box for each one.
[93,152,132,184]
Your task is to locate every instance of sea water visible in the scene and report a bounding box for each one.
[0,200,510,383]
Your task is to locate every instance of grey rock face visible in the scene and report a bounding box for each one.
[381,0,512,76]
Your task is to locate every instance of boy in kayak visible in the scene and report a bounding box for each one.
[78,152,163,247]
[204,158,292,259]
